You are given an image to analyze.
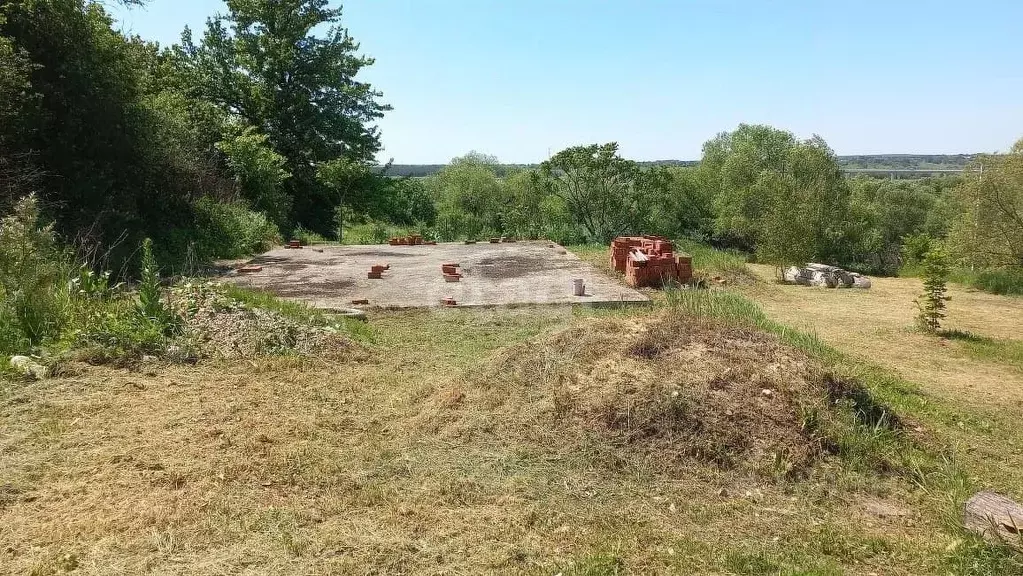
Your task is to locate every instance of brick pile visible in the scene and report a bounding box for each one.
[389,234,436,246]
[609,235,693,288]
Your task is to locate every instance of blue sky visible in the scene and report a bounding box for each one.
[109,0,1023,164]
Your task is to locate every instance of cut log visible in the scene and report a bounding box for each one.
[963,491,1023,551]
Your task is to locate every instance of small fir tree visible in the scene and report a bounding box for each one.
[915,247,951,333]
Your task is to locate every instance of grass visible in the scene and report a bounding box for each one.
[4,244,1023,573]
[950,267,1023,296]
[941,329,1023,373]
[672,237,754,282]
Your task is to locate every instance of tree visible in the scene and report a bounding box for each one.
[948,140,1023,269]
[316,157,371,239]
[643,165,715,240]
[179,0,390,233]
[536,143,647,242]
[704,124,797,249]
[915,247,951,333]
[216,127,292,228]
[427,152,505,240]
[0,0,198,268]
[701,125,853,266]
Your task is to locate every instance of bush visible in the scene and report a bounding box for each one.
[191,197,281,259]
[291,226,330,245]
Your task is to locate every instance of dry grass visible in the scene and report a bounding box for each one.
[0,305,960,575]
[741,264,1023,407]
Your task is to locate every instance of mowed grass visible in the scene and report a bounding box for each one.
[2,246,1023,574]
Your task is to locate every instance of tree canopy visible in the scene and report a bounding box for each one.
[178,0,390,233]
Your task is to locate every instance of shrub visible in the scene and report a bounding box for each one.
[191,197,281,259]
[291,226,329,245]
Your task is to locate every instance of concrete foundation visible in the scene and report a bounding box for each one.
[226,241,649,309]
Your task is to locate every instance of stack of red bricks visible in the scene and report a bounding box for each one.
[367,263,389,279]
[441,262,461,282]
[609,235,693,288]
[389,234,429,246]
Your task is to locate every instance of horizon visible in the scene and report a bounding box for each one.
[109,0,1023,164]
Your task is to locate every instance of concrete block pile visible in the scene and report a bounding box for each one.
[609,235,694,288]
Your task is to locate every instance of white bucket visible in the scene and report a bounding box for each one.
[573,279,586,296]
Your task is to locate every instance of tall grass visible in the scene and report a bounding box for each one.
[662,287,829,357]
[671,238,752,280]
[949,267,1023,296]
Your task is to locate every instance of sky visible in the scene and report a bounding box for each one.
[109,0,1023,164]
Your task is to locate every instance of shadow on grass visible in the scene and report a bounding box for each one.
[939,328,989,343]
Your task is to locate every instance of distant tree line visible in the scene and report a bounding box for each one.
[376,125,1019,287]
[386,155,969,179]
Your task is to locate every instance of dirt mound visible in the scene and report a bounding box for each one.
[426,313,893,476]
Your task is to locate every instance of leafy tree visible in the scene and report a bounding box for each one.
[216,127,292,228]
[536,143,647,242]
[0,0,203,269]
[701,125,853,266]
[704,124,797,249]
[386,178,436,227]
[947,140,1023,269]
[643,165,715,240]
[428,152,505,240]
[179,0,390,233]
[316,157,372,239]
[846,177,940,274]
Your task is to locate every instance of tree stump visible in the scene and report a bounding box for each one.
[963,491,1023,551]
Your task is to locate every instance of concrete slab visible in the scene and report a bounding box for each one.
[226,241,649,309]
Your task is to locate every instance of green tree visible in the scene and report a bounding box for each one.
[216,127,292,228]
[0,0,203,269]
[179,0,390,233]
[701,125,853,266]
[846,177,940,274]
[948,140,1023,269]
[316,157,372,240]
[704,124,797,249]
[643,165,715,240]
[536,143,647,242]
[427,152,505,240]
[915,247,951,333]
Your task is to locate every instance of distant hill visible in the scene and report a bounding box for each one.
[384,154,974,177]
